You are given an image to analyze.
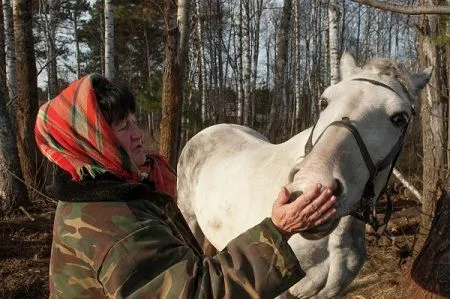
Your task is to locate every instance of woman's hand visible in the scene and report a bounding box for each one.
[271,184,336,240]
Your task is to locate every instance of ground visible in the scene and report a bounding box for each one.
[0,194,421,299]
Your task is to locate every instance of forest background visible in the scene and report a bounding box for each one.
[0,0,448,298]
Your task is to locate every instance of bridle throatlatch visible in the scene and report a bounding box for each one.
[304,78,412,233]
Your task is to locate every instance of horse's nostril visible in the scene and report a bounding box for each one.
[333,179,343,197]
[289,191,303,203]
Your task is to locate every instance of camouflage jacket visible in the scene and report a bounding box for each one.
[49,172,305,298]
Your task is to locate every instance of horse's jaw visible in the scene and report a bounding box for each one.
[299,218,340,240]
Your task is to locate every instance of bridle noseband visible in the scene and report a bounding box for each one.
[303,78,413,232]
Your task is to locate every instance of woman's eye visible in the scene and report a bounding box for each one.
[114,121,129,131]
[391,112,409,127]
[319,98,328,111]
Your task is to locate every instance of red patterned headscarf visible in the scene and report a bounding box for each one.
[141,153,177,199]
[35,74,177,200]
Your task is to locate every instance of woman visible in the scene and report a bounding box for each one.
[35,74,336,298]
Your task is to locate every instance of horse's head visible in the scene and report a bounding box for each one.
[288,53,432,240]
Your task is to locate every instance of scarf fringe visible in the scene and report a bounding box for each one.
[76,165,107,180]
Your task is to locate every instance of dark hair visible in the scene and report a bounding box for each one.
[92,74,136,125]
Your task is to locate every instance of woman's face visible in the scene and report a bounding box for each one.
[111,113,146,167]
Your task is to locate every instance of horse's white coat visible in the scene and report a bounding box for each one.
[177,54,431,298]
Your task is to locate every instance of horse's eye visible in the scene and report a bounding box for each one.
[319,98,328,111]
[391,112,409,127]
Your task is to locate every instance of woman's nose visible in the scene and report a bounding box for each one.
[131,123,143,139]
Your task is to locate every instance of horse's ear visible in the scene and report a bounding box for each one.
[409,67,433,92]
[340,52,361,80]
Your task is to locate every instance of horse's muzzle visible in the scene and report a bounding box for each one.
[299,218,340,240]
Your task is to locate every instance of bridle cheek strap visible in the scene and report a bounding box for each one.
[303,77,412,232]
[305,116,407,231]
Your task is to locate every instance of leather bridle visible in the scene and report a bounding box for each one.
[303,77,413,231]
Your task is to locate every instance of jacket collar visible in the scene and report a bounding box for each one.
[53,167,155,202]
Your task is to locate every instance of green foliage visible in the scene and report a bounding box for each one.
[136,71,163,113]
[79,0,165,88]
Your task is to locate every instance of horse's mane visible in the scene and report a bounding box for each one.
[363,58,417,101]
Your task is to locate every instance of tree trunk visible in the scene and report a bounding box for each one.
[417,0,446,253]
[328,0,340,85]
[3,0,17,122]
[0,4,6,102]
[251,0,263,128]
[0,87,29,216]
[241,0,251,126]
[216,1,225,123]
[0,4,5,103]
[72,7,80,79]
[104,0,115,80]
[266,0,292,142]
[363,7,371,62]
[356,4,361,60]
[42,0,58,99]
[195,0,207,126]
[99,5,104,75]
[236,0,243,124]
[13,0,43,201]
[401,183,450,298]
[160,0,191,169]
[293,0,301,133]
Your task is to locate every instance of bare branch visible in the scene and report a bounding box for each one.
[351,0,450,15]
[393,168,422,202]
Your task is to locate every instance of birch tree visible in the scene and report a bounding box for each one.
[236,0,243,124]
[0,87,29,215]
[329,0,340,85]
[40,0,59,99]
[292,0,301,132]
[2,0,17,120]
[195,0,207,125]
[0,8,6,100]
[417,0,446,251]
[13,0,44,199]
[241,0,251,126]
[0,0,27,215]
[104,0,114,80]
[250,0,264,127]
[72,7,81,79]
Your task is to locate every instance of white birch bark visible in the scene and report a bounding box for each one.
[363,7,371,61]
[236,0,243,124]
[293,0,301,131]
[72,10,80,79]
[2,0,17,111]
[392,168,422,202]
[418,2,446,249]
[242,0,251,126]
[328,0,340,85]
[195,0,207,125]
[310,2,318,123]
[265,28,270,93]
[43,0,58,99]
[104,0,114,80]
[177,0,191,69]
[251,0,263,127]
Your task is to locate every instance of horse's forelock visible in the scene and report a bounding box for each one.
[363,58,417,103]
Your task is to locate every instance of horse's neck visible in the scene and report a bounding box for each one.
[277,126,313,161]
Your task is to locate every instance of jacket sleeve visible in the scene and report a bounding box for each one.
[98,217,305,299]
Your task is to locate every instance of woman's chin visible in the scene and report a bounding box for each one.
[133,152,147,167]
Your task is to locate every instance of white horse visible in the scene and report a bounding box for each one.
[177,53,431,298]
